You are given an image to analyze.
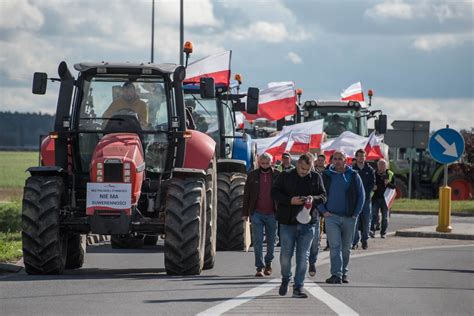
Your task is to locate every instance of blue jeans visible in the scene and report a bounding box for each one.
[353,199,372,245]
[325,215,357,278]
[371,198,389,235]
[280,223,315,289]
[251,211,277,269]
[308,219,320,265]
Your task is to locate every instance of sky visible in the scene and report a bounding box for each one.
[0,0,472,131]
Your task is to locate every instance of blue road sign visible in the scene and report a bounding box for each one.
[429,128,465,164]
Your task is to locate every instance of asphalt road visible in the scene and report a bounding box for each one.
[1,214,473,316]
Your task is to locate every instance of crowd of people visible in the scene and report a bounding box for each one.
[242,150,396,298]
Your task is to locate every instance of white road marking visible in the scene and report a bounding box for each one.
[196,278,280,316]
[306,282,359,316]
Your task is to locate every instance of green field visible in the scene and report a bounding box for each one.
[392,198,474,214]
[0,232,22,263]
[0,151,38,188]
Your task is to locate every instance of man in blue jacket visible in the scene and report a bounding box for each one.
[352,149,375,250]
[319,150,365,284]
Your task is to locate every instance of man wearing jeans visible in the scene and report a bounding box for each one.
[272,153,327,298]
[319,151,365,284]
[242,153,280,277]
[352,149,375,250]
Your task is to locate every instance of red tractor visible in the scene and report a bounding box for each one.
[23,61,222,275]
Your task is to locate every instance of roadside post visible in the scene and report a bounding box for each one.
[428,126,465,232]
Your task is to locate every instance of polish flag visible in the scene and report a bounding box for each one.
[341,82,365,102]
[184,51,231,87]
[253,119,324,161]
[365,132,385,161]
[244,82,297,121]
[384,188,397,209]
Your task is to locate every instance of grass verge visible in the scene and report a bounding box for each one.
[0,151,38,188]
[0,232,22,263]
[392,199,474,214]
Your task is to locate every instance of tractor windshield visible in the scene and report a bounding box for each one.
[307,107,367,138]
[183,94,219,142]
[78,77,169,132]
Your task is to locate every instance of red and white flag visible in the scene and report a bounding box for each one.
[384,187,397,209]
[184,51,231,87]
[341,81,365,102]
[244,82,297,121]
[253,119,323,161]
[321,131,384,163]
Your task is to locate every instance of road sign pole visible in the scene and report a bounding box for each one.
[437,172,452,233]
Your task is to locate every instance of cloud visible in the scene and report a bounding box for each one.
[231,22,289,43]
[412,33,469,51]
[366,0,414,20]
[287,52,303,64]
[378,97,474,131]
[0,0,44,30]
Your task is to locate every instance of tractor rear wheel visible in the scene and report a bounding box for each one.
[164,178,206,275]
[204,155,217,269]
[448,175,473,200]
[22,176,67,275]
[395,178,408,199]
[216,172,247,251]
[111,234,144,249]
[65,234,86,269]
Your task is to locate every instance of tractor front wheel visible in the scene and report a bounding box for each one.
[22,176,67,275]
[216,172,247,251]
[65,234,86,269]
[395,178,408,199]
[448,175,473,200]
[164,177,207,275]
[204,155,217,270]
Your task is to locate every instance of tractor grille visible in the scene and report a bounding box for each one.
[104,162,123,182]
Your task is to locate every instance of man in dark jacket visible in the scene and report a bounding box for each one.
[242,153,280,277]
[370,159,396,239]
[319,150,365,284]
[352,149,375,250]
[272,153,327,298]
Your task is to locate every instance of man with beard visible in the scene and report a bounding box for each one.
[242,153,280,277]
[104,81,148,128]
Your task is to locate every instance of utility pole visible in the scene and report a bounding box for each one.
[151,0,155,63]
[180,0,184,65]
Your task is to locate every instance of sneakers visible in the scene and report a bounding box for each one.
[279,279,290,296]
[255,268,264,277]
[369,231,375,238]
[342,275,349,284]
[380,234,386,239]
[292,287,308,298]
[325,275,342,284]
[308,263,316,277]
[264,264,272,276]
[361,240,368,249]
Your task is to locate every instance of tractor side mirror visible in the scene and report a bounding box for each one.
[377,114,387,134]
[32,72,48,95]
[246,87,259,114]
[200,77,215,99]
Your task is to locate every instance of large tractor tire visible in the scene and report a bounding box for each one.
[204,156,218,270]
[111,234,145,249]
[65,234,86,269]
[164,178,207,275]
[448,175,473,200]
[216,172,247,251]
[22,176,68,275]
[395,178,408,199]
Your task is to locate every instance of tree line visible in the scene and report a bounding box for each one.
[0,112,54,150]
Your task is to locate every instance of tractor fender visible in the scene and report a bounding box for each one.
[183,130,216,170]
[232,132,253,173]
[41,136,55,166]
[217,159,247,174]
[27,166,66,177]
[172,167,207,179]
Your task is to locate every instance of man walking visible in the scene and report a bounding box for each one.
[242,153,280,277]
[308,153,327,277]
[352,149,375,250]
[272,153,327,298]
[276,152,295,172]
[370,159,396,239]
[318,151,365,284]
